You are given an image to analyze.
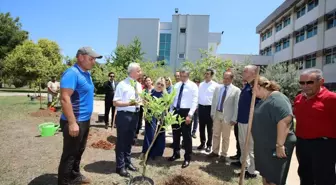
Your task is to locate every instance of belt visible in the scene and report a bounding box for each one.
[199,104,211,107]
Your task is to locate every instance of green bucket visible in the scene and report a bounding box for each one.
[38,122,60,137]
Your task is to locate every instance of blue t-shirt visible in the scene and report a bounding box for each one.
[60,64,94,122]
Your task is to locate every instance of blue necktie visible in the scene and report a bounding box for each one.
[217,86,227,112]
[176,83,184,109]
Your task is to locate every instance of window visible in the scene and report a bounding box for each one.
[178,53,185,59]
[265,47,272,56]
[283,38,290,49]
[305,55,316,68]
[158,33,171,64]
[297,5,306,19]
[326,12,336,30]
[296,30,305,43]
[306,23,318,39]
[283,16,291,27]
[261,34,267,41]
[295,59,304,70]
[180,28,186,33]
[276,23,282,32]
[307,0,318,12]
[267,30,272,38]
[325,48,336,65]
[275,42,282,52]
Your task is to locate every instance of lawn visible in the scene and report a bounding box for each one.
[0,96,262,185]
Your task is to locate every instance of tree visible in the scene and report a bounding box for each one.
[230,61,251,89]
[138,60,173,81]
[0,12,29,87]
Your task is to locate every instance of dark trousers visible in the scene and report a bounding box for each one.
[172,108,192,161]
[296,137,336,185]
[115,111,139,169]
[234,123,241,157]
[135,106,144,137]
[198,105,213,147]
[58,119,90,185]
[192,110,198,134]
[104,98,115,126]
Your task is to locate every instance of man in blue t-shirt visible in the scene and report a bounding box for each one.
[58,46,102,185]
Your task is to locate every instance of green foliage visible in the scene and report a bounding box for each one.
[230,61,251,89]
[180,50,232,83]
[261,63,299,101]
[138,61,173,81]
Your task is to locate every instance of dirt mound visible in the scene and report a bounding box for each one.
[164,175,200,185]
[91,140,114,150]
[30,109,61,117]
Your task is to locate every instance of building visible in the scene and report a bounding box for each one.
[219,54,273,66]
[117,12,222,71]
[256,0,336,89]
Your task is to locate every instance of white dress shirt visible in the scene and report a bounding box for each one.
[172,79,199,116]
[113,77,142,112]
[198,80,218,106]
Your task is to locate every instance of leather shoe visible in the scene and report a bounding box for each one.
[116,168,130,177]
[182,160,190,168]
[126,163,138,172]
[197,144,205,150]
[205,146,212,153]
[168,154,180,161]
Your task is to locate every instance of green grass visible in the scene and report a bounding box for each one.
[0,88,47,93]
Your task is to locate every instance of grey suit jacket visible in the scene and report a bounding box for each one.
[211,84,241,123]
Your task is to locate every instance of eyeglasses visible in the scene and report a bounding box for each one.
[299,81,314,85]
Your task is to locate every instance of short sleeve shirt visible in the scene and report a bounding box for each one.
[60,64,94,122]
[113,77,142,112]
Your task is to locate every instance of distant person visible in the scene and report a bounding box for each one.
[197,69,218,152]
[47,76,60,107]
[251,76,296,185]
[103,72,118,129]
[165,76,173,94]
[113,62,142,177]
[175,71,180,83]
[294,68,336,185]
[58,46,102,185]
[210,71,240,160]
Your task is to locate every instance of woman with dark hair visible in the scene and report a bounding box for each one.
[251,76,296,185]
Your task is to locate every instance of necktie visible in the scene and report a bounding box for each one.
[176,83,184,109]
[217,86,227,112]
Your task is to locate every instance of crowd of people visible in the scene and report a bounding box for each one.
[56,46,336,185]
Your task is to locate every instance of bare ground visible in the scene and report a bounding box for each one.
[0,96,262,185]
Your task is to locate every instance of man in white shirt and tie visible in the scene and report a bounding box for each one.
[113,63,142,177]
[197,69,218,153]
[169,68,198,168]
[210,71,241,161]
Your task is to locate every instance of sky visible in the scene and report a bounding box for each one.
[0,0,284,61]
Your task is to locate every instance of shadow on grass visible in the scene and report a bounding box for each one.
[199,161,236,182]
[28,173,58,185]
[107,135,144,147]
[90,124,106,129]
[84,160,116,174]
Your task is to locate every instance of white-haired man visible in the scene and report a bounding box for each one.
[113,62,142,177]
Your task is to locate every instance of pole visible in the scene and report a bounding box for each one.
[238,66,260,185]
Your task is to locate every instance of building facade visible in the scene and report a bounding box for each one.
[117,14,222,71]
[256,0,336,89]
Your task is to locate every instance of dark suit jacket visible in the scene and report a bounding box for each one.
[103,80,118,101]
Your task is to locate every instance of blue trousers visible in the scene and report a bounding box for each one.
[115,111,139,169]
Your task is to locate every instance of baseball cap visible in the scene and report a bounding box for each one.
[76,47,103,59]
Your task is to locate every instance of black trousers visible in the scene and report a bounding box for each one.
[58,119,90,185]
[296,137,336,185]
[115,111,139,169]
[172,108,192,161]
[198,105,213,147]
[104,98,115,126]
[234,123,241,157]
[135,106,144,137]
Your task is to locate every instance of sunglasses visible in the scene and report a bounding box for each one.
[110,76,114,78]
[157,83,164,87]
[299,81,314,85]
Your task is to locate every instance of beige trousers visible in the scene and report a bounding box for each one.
[238,122,256,174]
[212,111,232,157]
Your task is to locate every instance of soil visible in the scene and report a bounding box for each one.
[164,175,199,185]
[91,140,114,150]
[30,109,61,117]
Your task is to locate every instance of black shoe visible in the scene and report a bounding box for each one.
[126,163,138,172]
[197,144,205,150]
[191,133,197,139]
[168,154,181,161]
[205,146,212,153]
[116,168,130,177]
[208,152,219,158]
[237,171,257,179]
[182,160,190,168]
[230,161,242,167]
[229,154,240,160]
[105,125,108,129]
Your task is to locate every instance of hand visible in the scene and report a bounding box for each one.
[185,116,192,125]
[68,122,79,137]
[230,121,237,126]
[276,146,287,158]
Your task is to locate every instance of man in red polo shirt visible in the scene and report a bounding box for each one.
[294,68,336,185]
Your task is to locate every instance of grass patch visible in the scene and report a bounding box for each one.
[0,88,47,93]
